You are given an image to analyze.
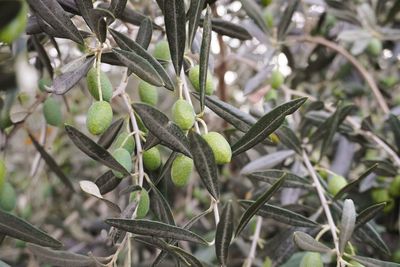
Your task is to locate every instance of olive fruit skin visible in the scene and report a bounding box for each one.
[86,68,113,102]
[171,155,194,187]
[153,40,170,61]
[130,188,150,218]
[263,9,274,28]
[270,70,284,89]
[327,175,348,196]
[299,252,323,267]
[188,65,214,95]
[114,132,135,155]
[0,160,6,194]
[371,188,394,212]
[366,38,382,57]
[171,99,195,131]
[0,1,28,44]
[138,81,158,106]
[143,147,162,171]
[112,148,132,178]
[86,101,113,135]
[38,78,52,92]
[0,182,16,212]
[43,97,63,127]
[202,132,232,164]
[389,175,400,197]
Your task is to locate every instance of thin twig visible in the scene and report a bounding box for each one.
[244,216,263,267]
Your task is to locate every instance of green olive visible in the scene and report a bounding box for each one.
[86,67,113,102]
[171,154,194,187]
[299,252,323,267]
[43,97,63,127]
[366,38,382,57]
[0,160,6,194]
[263,9,274,28]
[389,175,400,197]
[112,148,132,178]
[143,147,162,171]
[130,188,150,218]
[327,175,348,196]
[153,40,170,61]
[138,80,158,106]
[188,65,214,95]
[0,1,28,44]
[264,89,278,102]
[371,188,394,212]
[202,132,232,164]
[0,182,16,212]
[270,70,284,89]
[114,132,135,155]
[86,101,113,135]
[171,99,195,131]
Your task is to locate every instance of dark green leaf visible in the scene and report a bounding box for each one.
[32,35,54,78]
[150,184,176,225]
[277,0,299,40]
[232,97,307,156]
[200,18,252,40]
[29,133,74,192]
[27,0,84,44]
[132,103,191,157]
[105,219,207,245]
[239,201,318,227]
[74,0,94,31]
[88,8,112,43]
[94,170,122,195]
[112,48,165,87]
[135,17,153,49]
[215,201,234,266]
[187,0,206,49]
[355,202,386,230]
[240,0,268,33]
[52,56,95,95]
[65,124,131,176]
[388,114,400,153]
[109,0,127,18]
[199,6,212,112]
[109,29,174,91]
[292,231,331,253]
[350,255,400,267]
[246,169,311,189]
[334,164,378,200]
[97,118,124,149]
[339,199,356,254]
[355,223,390,255]
[163,0,186,74]
[276,126,302,154]
[363,159,397,177]
[188,131,219,200]
[235,173,286,236]
[0,209,62,248]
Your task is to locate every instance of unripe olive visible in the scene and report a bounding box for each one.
[38,78,52,92]
[299,252,323,267]
[261,0,272,6]
[171,154,194,187]
[366,38,382,57]
[393,249,400,263]
[263,9,274,28]
[112,148,132,178]
[0,160,6,194]
[86,101,113,135]
[0,1,28,44]
[130,188,150,218]
[188,65,214,95]
[202,132,232,164]
[114,132,135,155]
[138,80,158,106]
[270,70,284,89]
[143,147,162,171]
[43,97,62,127]
[264,89,278,102]
[153,40,170,61]
[0,182,16,212]
[327,175,348,196]
[371,188,394,212]
[389,175,400,197]
[86,67,113,102]
[171,99,195,131]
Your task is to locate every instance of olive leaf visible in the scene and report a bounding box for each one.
[149,184,176,226]
[388,114,400,153]
[31,35,54,78]
[240,0,268,33]
[355,202,386,230]
[188,131,219,201]
[187,0,206,50]
[200,18,252,40]
[232,97,307,156]
[339,199,356,254]
[349,255,400,267]
[199,5,212,112]
[74,0,94,31]
[109,0,127,18]
[65,124,131,176]
[163,0,186,74]
[135,17,153,49]
[79,180,121,214]
[94,170,122,195]
[246,169,311,189]
[293,231,331,253]
[355,223,390,255]
[235,173,286,236]
[275,126,302,154]
[215,201,234,267]
[105,219,208,245]
[240,150,295,174]
[0,209,62,248]
[277,0,299,40]
[97,118,124,149]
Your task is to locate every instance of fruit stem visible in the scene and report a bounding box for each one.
[196,118,208,134]
[95,47,103,102]
[119,131,137,148]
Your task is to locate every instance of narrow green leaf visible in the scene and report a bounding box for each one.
[150,184,176,226]
[363,159,397,177]
[163,0,186,74]
[355,202,386,230]
[239,201,318,227]
[110,30,174,91]
[65,124,131,176]
[187,0,206,49]
[246,169,312,189]
[277,0,299,40]
[350,255,400,267]
[112,48,165,87]
[105,219,207,245]
[29,133,74,192]
[215,201,234,267]
[339,199,356,254]
[388,114,400,153]
[232,97,307,156]
[135,17,153,49]
[74,0,94,31]
[334,163,378,200]
[97,118,124,149]
[0,209,62,248]
[94,170,122,195]
[276,126,302,154]
[355,223,390,255]
[88,8,112,43]
[235,173,286,236]
[293,231,331,253]
[200,18,252,40]
[32,35,54,78]
[109,0,127,18]
[168,245,204,267]
[132,103,191,157]
[240,0,268,33]
[199,6,212,112]
[153,152,177,186]
[188,131,219,201]
[27,0,84,44]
